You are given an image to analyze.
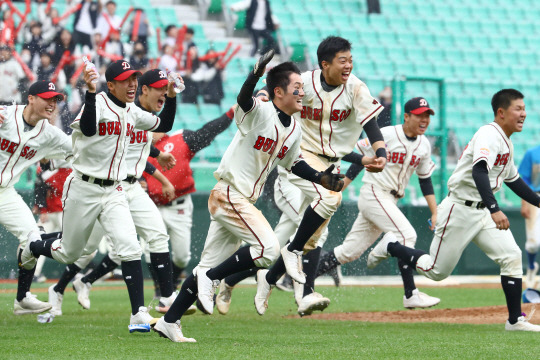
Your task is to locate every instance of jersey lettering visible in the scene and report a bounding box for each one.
[494,153,509,166]
[20,146,37,160]
[6,141,18,154]
[253,136,265,150]
[398,153,406,164]
[300,106,322,120]
[330,109,351,122]
[130,130,148,144]
[277,146,289,159]
[253,136,279,156]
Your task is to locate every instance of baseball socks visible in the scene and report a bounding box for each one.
[54,264,82,294]
[302,247,322,297]
[172,264,184,289]
[387,241,426,268]
[81,254,118,285]
[206,246,256,281]
[316,249,341,278]
[398,259,416,299]
[121,260,145,315]
[527,251,537,270]
[149,252,174,298]
[164,273,197,323]
[501,275,523,324]
[286,206,326,252]
[223,268,257,287]
[16,259,36,302]
[147,262,161,297]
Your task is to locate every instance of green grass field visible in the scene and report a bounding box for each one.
[2,281,540,359]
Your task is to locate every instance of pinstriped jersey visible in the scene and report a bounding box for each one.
[357,124,435,196]
[0,105,72,188]
[448,122,519,202]
[295,70,383,159]
[71,92,162,181]
[215,99,302,203]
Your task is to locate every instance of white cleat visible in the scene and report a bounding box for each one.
[281,246,306,284]
[196,268,219,315]
[129,306,157,333]
[48,284,63,316]
[403,289,440,309]
[254,269,273,315]
[18,231,41,270]
[505,316,540,332]
[297,292,330,316]
[216,281,234,315]
[526,262,539,289]
[13,292,52,315]
[156,292,178,314]
[72,277,92,309]
[367,232,398,269]
[292,279,303,306]
[153,317,196,342]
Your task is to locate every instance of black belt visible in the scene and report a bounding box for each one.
[124,176,138,184]
[390,190,403,199]
[318,154,339,162]
[464,200,486,209]
[81,174,115,187]
[163,198,185,206]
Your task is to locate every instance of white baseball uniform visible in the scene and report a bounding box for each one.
[50,91,165,264]
[415,122,522,280]
[196,98,302,270]
[0,105,72,247]
[334,124,435,264]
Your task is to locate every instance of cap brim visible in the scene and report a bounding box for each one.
[410,107,435,115]
[114,70,142,81]
[38,91,64,101]
[149,79,169,88]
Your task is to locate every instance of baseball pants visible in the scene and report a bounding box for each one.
[0,186,40,248]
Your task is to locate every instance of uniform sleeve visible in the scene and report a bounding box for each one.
[280,136,303,171]
[518,150,533,186]
[504,161,520,182]
[471,127,501,170]
[132,105,161,131]
[353,82,384,125]
[43,128,73,161]
[355,137,375,157]
[416,140,436,179]
[233,97,265,136]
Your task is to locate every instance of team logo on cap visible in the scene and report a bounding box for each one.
[49,83,55,90]
[122,61,131,70]
[419,99,427,106]
[159,71,167,79]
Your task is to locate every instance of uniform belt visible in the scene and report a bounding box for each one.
[317,154,339,162]
[163,197,185,206]
[81,174,115,187]
[124,176,138,184]
[464,200,486,209]
[390,190,403,199]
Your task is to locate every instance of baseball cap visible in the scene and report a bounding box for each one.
[404,97,435,115]
[28,80,64,101]
[139,69,169,88]
[105,59,142,82]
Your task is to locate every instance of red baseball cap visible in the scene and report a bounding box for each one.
[105,59,142,82]
[404,97,435,115]
[28,80,64,101]
[139,69,169,88]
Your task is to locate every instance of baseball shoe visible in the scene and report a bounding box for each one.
[276,274,294,292]
[328,265,342,287]
[505,316,540,332]
[185,305,197,316]
[292,279,303,306]
[18,230,41,270]
[254,269,273,315]
[216,281,234,315]
[403,289,440,309]
[281,246,306,284]
[196,268,220,315]
[72,277,91,309]
[526,262,539,289]
[48,284,63,316]
[13,292,52,315]
[367,232,398,269]
[297,292,330,317]
[155,292,178,314]
[129,306,157,333]
[153,317,196,343]
[33,274,47,283]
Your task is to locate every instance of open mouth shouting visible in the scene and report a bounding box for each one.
[127,89,136,101]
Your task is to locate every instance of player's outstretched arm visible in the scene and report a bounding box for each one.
[183,105,235,153]
[291,162,345,192]
[153,79,178,133]
[505,176,540,209]
[78,66,99,137]
[237,49,275,112]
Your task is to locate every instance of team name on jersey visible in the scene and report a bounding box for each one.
[388,151,421,167]
[494,153,510,166]
[98,121,134,137]
[130,130,148,144]
[253,136,289,159]
[0,138,18,155]
[300,106,351,122]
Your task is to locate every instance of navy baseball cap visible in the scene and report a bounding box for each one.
[105,59,142,82]
[139,69,169,88]
[404,97,435,115]
[29,80,64,101]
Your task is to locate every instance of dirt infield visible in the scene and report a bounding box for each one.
[308,303,539,324]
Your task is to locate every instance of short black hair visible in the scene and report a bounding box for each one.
[165,25,176,34]
[491,89,524,116]
[266,62,301,100]
[186,27,194,35]
[317,36,352,69]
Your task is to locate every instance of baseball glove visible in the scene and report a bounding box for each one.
[253,49,275,77]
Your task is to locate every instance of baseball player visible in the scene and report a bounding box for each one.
[152,51,344,343]
[21,60,178,332]
[315,97,440,310]
[518,145,540,289]
[368,89,540,331]
[0,80,72,315]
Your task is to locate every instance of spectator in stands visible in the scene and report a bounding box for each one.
[96,0,122,38]
[0,45,25,104]
[50,29,76,80]
[39,5,66,43]
[23,22,48,72]
[104,29,125,59]
[230,0,279,57]
[72,0,101,50]
[128,9,152,50]
[129,41,149,71]
[37,52,66,91]
[158,44,178,72]
[164,25,178,47]
[376,86,393,128]
[192,49,224,106]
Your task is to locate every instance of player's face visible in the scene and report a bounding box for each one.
[108,74,139,103]
[323,51,353,86]
[404,111,431,136]
[500,98,526,134]
[146,86,168,112]
[280,73,304,115]
[30,95,58,121]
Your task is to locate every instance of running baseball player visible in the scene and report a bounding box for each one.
[315,97,440,310]
[152,51,344,342]
[46,69,180,317]
[368,89,540,331]
[21,60,177,332]
[0,80,72,315]
[518,145,540,288]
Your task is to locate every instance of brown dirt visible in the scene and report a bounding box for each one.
[307,303,539,324]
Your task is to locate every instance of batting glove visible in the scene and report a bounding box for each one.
[319,164,345,192]
[253,49,275,77]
